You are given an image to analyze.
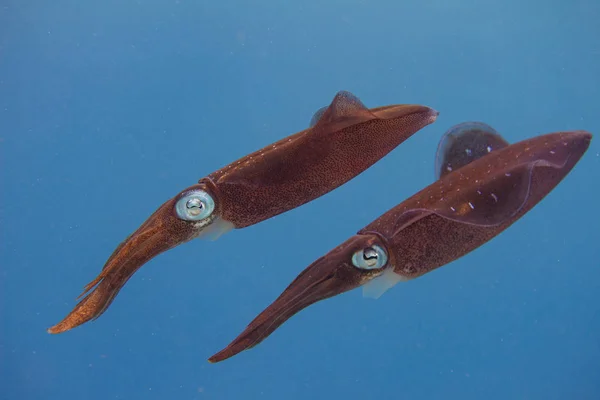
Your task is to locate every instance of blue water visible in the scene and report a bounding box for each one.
[2,1,599,399]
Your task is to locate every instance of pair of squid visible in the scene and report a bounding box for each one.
[48,91,592,363]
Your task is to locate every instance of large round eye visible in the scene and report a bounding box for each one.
[175,190,215,221]
[351,245,388,270]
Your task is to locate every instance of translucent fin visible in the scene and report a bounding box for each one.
[309,106,328,128]
[435,122,509,179]
[378,131,591,241]
[432,153,571,227]
[433,163,534,226]
[311,91,377,132]
[196,217,235,241]
[362,268,409,299]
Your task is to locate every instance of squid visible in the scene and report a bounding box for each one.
[48,91,438,334]
[209,123,592,363]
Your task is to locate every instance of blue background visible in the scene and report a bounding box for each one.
[2,1,599,399]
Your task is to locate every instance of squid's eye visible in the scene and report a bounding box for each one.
[175,190,215,221]
[351,245,388,270]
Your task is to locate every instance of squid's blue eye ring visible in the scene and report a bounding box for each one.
[351,244,388,270]
[175,190,215,221]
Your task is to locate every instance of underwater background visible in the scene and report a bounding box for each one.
[1,0,600,399]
